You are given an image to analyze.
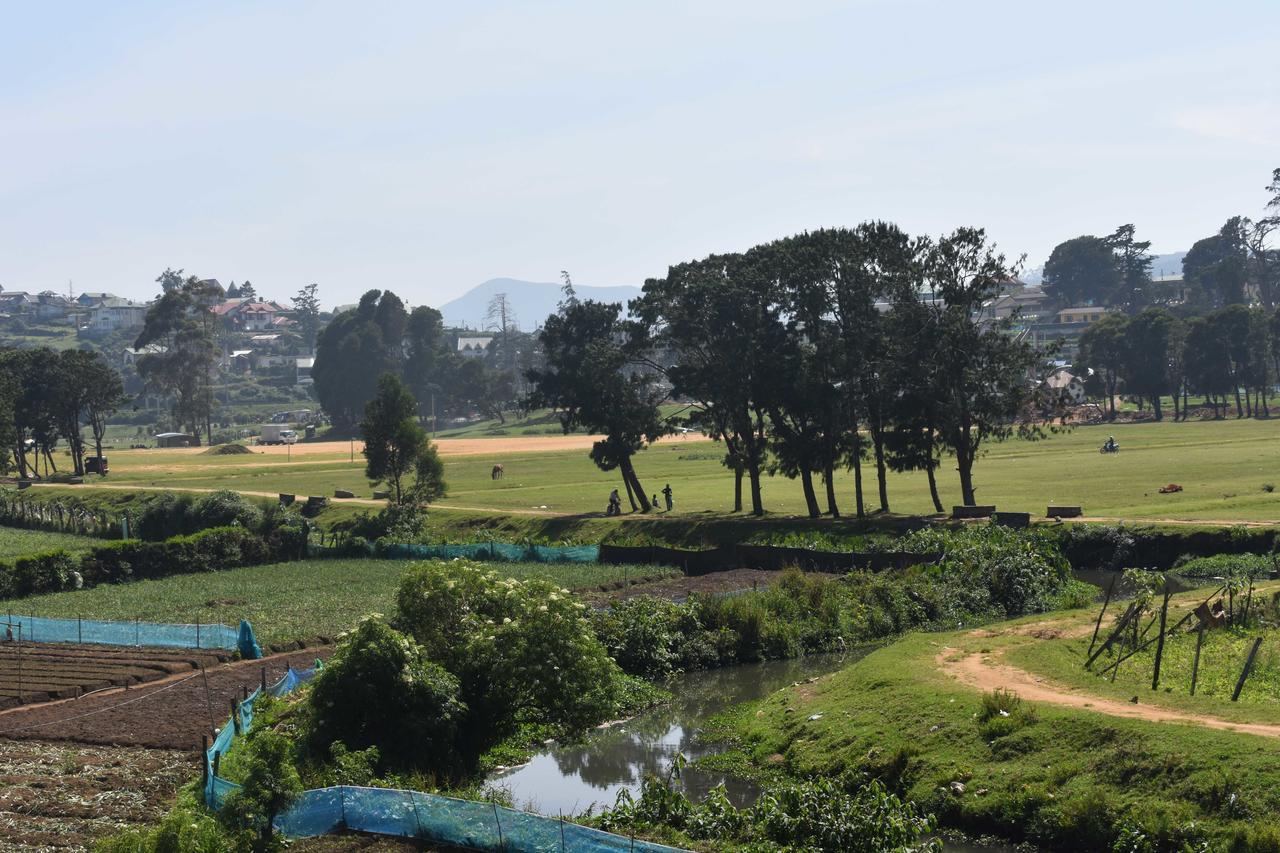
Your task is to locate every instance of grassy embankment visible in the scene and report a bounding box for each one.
[27,416,1280,524]
[703,585,1280,850]
[0,558,676,646]
[0,527,104,558]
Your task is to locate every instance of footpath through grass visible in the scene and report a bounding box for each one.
[706,622,1280,851]
[0,558,676,646]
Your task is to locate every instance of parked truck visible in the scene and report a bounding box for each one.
[258,425,299,445]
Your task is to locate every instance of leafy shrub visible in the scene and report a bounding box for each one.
[0,551,78,598]
[191,489,264,532]
[596,765,939,852]
[307,617,464,777]
[394,560,625,767]
[221,729,303,847]
[136,492,196,541]
[1173,552,1274,580]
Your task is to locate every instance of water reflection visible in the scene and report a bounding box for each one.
[491,652,863,816]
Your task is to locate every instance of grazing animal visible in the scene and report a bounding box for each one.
[491,464,504,480]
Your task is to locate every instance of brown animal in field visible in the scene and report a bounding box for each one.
[491,464,504,480]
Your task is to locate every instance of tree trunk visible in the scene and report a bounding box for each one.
[956,427,976,506]
[732,467,743,513]
[1171,389,1180,422]
[926,463,944,514]
[747,460,764,516]
[1151,394,1163,421]
[850,426,866,519]
[621,456,650,512]
[1234,384,1244,418]
[824,462,839,518]
[872,431,889,513]
[799,468,820,518]
[621,470,638,511]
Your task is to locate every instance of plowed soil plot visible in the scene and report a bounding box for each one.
[579,568,780,607]
[0,647,330,750]
[0,739,190,851]
[0,643,231,710]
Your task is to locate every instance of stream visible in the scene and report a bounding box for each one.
[490,651,1021,851]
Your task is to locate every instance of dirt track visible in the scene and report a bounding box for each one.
[138,434,684,459]
[936,623,1280,738]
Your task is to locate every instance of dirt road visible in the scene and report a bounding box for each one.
[936,622,1280,738]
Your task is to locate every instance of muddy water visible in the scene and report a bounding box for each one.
[490,653,863,815]
[490,651,1021,851]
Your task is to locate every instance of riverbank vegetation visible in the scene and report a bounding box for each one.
[701,599,1280,851]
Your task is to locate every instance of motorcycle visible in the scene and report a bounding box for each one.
[1099,443,1120,454]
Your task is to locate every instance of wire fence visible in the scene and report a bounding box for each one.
[205,667,687,851]
[1,614,260,656]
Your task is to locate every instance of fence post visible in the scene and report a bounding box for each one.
[1088,575,1118,659]
[1232,637,1264,702]
[493,801,505,850]
[196,621,201,649]
[1191,623,1205,695]
[135,617,140,647]
[201,736,209,786]
[261,667,267,692]
[231,700,240,734]
[1151,585,1172,691]
[16,624,22,705]
[212,751,220,779]
[77,615,82,645]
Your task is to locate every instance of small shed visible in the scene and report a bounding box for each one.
[154,432,195,448]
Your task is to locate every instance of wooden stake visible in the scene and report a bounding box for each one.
[1232,637,1264,702]
[1151,585,1172,690]
[201,735,209,785]
[1190,623,1205,696]
[1088,575,1118,658]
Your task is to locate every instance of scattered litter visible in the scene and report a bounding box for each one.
[807,714,823,721]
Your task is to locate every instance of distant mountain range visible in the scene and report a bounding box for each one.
[1021,251,1187,285]
[439,278,642,331]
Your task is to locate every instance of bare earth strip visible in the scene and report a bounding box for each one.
[936,628,1280,738]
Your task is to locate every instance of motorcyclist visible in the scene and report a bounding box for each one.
[1103,435,1117,452]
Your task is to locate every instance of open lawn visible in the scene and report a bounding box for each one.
[0,527,104,559]
[0,558,676,646]
[41,416,1280,523]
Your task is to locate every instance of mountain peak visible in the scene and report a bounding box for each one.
[438,278,641,330]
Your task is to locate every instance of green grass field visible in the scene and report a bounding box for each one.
[51,416,1280,523]
[707,618,1280,849]
[0,558,676,645]
[0,527,105,559]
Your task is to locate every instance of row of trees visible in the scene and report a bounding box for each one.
[1043,168,1280,313]
[0,347,125,478]
[311,289,520,431]
[529,225,1050,517]
[1079,304,1280,421]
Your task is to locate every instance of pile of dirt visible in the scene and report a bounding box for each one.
[202,443,253,455]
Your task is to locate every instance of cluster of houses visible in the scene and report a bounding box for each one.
[0,280,314,386]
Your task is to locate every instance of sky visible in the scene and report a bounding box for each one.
[2,1,1277,307]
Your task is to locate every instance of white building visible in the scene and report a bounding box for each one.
[457,336,494,359]
[89,298,149,332]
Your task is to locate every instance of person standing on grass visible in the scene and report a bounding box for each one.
[662,483,673,512]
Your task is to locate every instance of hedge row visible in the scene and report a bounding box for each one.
[0,523,309,601]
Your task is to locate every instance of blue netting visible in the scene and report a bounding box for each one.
[4,613,248,653]
[205,667,685,852]
[347,542,601,563]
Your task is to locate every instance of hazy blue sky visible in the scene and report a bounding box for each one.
[2,1,1276,306]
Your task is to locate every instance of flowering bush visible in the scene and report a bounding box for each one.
[394,559,625,765]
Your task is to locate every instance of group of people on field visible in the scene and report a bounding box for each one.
[607,483,672,515]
